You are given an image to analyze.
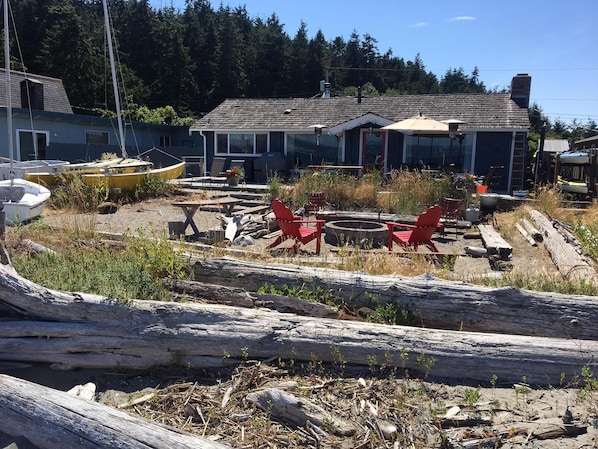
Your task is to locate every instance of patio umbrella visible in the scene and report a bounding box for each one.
[382,113,449,135]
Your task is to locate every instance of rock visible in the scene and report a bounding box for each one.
[97,202,118,214]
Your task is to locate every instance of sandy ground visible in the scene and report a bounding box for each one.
[40,194,561,280]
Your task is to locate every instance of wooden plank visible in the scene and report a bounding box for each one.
[232,204,269,215]
[478,224,513,259]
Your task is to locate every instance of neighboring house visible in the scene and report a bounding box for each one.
[190,73,532,193]
[0,69,196,170]
[572,135,598,151]
[542,139,570,155]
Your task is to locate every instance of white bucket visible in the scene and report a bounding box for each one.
[465,206,480,223]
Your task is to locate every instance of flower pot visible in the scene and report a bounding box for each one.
[227,175,240,186]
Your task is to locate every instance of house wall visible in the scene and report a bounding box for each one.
[0,109,199,165]
[474,132,513,192]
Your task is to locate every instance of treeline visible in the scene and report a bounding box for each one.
[10,0,489,118]
[9,0,596,141]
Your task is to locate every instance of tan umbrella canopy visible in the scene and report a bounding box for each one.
[382,113,449,135]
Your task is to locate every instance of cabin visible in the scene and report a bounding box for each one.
[0,69,195,170]
[190,74,532,194]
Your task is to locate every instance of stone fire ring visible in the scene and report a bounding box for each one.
[324,220,387,249]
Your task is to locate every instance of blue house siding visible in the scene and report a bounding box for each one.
[474,132,513,192]
[2,109,199,165]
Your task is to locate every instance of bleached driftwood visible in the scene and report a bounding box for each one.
[165,278,339,317]
[0,258,597,385]
[515,222,537,247]
[246,388,356,436]
[477,224,513,259]
[521,218,543,242]
[528,209,597,284]
[0,374,231,449]
[193,258,598,340]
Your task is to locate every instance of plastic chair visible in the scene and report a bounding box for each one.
[440,198,464,238]
[386,204,442,252]
[267,199,325,254]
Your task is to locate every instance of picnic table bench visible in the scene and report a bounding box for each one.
[172,197,242,238]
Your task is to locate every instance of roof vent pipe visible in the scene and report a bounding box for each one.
[319,80,331,99]
[357,85,362,104]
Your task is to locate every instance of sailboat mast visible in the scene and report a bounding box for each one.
[4,0,14,176]
[101,0,127,159]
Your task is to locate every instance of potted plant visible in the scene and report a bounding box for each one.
[225,166,244,186]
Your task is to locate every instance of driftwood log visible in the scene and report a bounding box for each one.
[0,374,231,449]
[193,258,598,340]
[165,278,339,317]
[0,258,597,385]
[528,209,597,283]
[477,224,513,259]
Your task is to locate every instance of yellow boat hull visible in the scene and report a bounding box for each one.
[82,162,186,189]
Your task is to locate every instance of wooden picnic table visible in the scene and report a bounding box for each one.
[172,197,242,238]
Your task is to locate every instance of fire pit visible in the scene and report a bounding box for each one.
[324,220,387,249]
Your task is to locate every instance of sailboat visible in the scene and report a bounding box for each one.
[26,0,185,189]
[0,0,50,225]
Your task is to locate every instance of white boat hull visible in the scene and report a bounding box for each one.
[0,159,69,180]
[0,178,51,225]
[559,152,591,164]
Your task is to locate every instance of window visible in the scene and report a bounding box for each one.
[86,130,109,145]
[216,133,268,154]
[17,130,48,160]
[287,133,339,167]
[404,134,472,172]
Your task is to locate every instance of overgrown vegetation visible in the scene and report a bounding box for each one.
[10,228,191,302]
[278,169,473,215]
[49,171,179,213]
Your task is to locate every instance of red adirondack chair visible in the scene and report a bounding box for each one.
[267,199,325,254]
[386,204,442,252]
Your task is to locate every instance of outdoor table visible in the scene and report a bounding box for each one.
[172,197,242,238]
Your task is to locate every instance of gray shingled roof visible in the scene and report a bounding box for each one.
[191,93,529,132]
[0,69,73,114]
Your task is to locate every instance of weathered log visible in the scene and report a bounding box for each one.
[521,218,543,242]
[193,258,598,340]
[515,222,537,247]
[477,224,513,259]
[165,278,339,318]
[0,374,231,449]
[0,261,597,385]
[246,388,356,436]
[528,209,597,284]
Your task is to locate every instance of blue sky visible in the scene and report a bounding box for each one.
[152,0,598,127]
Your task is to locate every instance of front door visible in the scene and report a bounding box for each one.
[362,130,386,173]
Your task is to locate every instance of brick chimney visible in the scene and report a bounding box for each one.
[20,78,44,111]
[510,73,531,108]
